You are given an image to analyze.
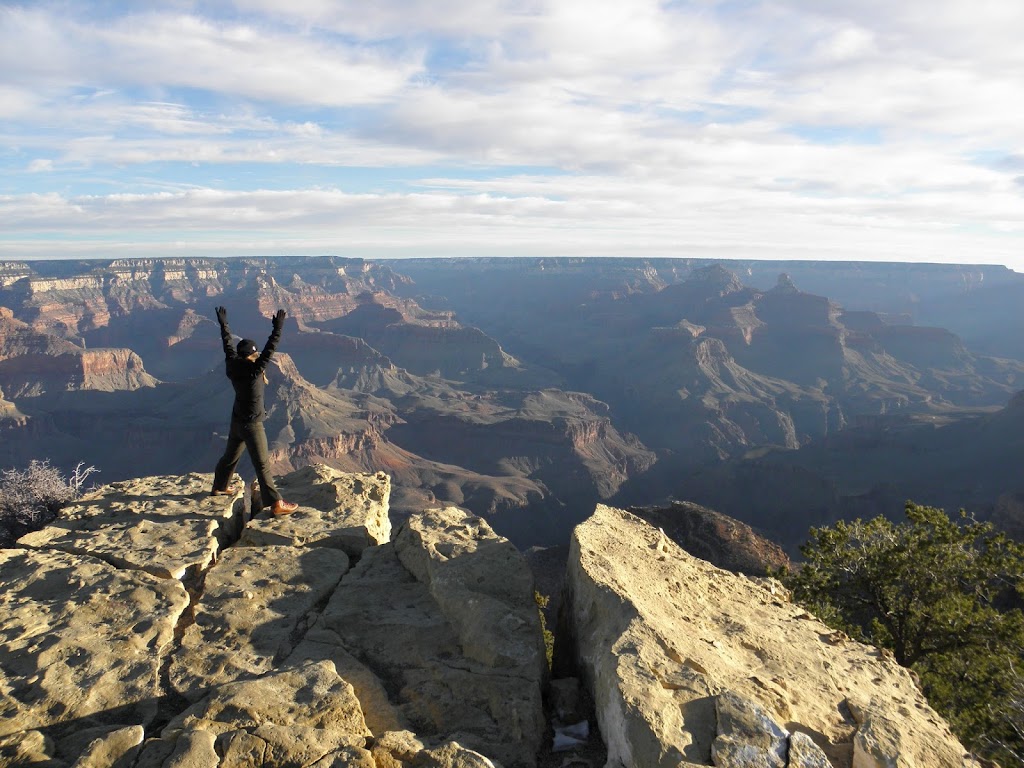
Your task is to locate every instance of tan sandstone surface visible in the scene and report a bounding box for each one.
[0,549,189,740]
[1,466,539,768]
[17,473,246,583]
[1,470,980,768]
[558,504,977,768]
[239,466,391,555]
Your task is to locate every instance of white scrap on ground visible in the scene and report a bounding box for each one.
[552,720,590,751]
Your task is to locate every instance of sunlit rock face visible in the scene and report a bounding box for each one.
[557,504,974,768]
[0,469,978,767]
[0,467,545,768]
[2,256,417,338]
[0,348,158,398]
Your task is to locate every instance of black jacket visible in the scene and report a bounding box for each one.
[219,320,281,422]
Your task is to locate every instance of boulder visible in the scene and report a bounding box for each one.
[170,545,350,701]
[413,741,501,767]
[789,732,836,768]
[127,738,176,768]
[17,473,244,583]
[297,507,546,768]
[286,631,408,737]
[71,726,144,768]
[395,507,547,674]
[711,691,787,768]
[371,730,427,767]
[307,747,376,767]
[152,729,217,768]
[158,660,371,765]
[240,466,390,557]
[559,505,973,768]
[848,697,959,768]
[0,549,189,743]
[0,730,55,767]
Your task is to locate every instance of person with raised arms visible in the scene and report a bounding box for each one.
[210,306,298,516]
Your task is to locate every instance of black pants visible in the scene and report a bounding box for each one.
[213,418,282,506]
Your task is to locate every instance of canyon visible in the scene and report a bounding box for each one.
[1,256,1023,550]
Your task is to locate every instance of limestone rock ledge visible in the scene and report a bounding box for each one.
[17,473,246,583]
[169,545,351,703]
[557,504,978,768]
[288,508,547,767]
[0,464,541,768]
[239,466,391,556]
[0,549,189,741]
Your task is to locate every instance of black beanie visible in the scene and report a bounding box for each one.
[237,339,258,357]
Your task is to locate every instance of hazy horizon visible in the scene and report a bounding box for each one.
[2,2,1023,268]
[1,253,1021,276]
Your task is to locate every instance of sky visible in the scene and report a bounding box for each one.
[1,1,1023,268]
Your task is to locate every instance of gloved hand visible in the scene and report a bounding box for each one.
[273,309,286,330]
[215,306,228,325]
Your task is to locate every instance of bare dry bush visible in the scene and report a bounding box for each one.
[0,460,98,546]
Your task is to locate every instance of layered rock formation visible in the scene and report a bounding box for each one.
[0,384,24,423]
[0,348,157,398]
[674,386,1024,545]
[0,257,659,543]
[0,308,82,360]
[0,308,157,397]
[386,388,657,539]
[556,505,976,767]
[1,257,416,337]
[5,255,1024,551]
[313,302,533,385]
[396,259,1024,460]
[393,256,1024,358]
[0,466,545,768]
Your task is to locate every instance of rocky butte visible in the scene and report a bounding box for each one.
[0,465,978,767]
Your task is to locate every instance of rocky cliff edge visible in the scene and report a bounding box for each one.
[1,471,976,767]
[2,467,542,768]
[557,505,978,768]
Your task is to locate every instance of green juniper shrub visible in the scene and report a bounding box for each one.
[778,502,1024,763]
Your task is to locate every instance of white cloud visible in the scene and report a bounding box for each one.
[1,165,1021,266]
[0,1,1022,266]
[49,130,443,169]
[224,0,543,39]
[0,85,42,118]
[0,6,422,106]
[712,1,1024,146]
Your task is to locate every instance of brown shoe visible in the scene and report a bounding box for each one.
[210,486,239,497]
[271,499,298,516]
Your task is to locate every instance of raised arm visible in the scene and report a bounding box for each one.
[215,306,236,359]
[255,309,286,369]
